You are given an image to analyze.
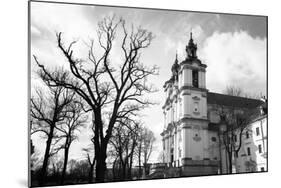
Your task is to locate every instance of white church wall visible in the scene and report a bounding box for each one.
[202,71,206,88]
[189,127,205,160]
[182,69,192,86]
[178,72,182,88]
[187,92,207,119]
[199,71,203,88]
[183,95,189,116]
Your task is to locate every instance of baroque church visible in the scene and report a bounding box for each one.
[160,33,267,176]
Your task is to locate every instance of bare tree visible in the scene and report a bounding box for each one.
[217,106,250,174]
[56,99,88,185]
[224,85,263,99]
[31,85,74,185]
[33,15,158,182]
[157,151,165,163]
[67,159,90,182]
[224,86,243,97]
[218,86,264,173]
[141,127,155,175]
[110,119,140,180]
[50,157,64,180]
[134,126,156,177]
[82,147,96,183]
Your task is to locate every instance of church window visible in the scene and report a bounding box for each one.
[170,148,174,162]
[246,131,250,139]
[192,70,199,88]
[258,144,262,153]
[247,147,251,156]
[256,127,260,136]
[211,137,217,142]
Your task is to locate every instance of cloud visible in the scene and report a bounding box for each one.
[201,31,266,96]
[163,24,205,60]
[31,25,41,37]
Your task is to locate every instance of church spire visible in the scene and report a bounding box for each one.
[186,31,198,59]
[171,52,180,80]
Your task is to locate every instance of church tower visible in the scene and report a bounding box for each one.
[161,32,218,176]
[178,32,217,175]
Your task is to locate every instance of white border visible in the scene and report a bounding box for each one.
[1,0,279,188]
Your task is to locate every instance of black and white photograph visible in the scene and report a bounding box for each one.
[29,1,267,187]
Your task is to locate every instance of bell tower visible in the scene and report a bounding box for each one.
[179,32,207,120]
[177,32,218,175]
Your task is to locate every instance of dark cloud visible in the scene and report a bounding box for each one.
[82,5,267,39]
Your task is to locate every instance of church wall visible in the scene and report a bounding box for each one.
[177,128,183,166]
[182,127,189,159]
[189,128,206,160]
[178,72,182,88]
[208,110,220,123]
[199,71,206,89]
[181,91,207,119]
[181,120,211,160]
[199,71,203,88]
[182,95,189,116]
[182,69,192,86]
[173,129,177,162]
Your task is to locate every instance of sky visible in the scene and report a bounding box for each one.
[30,1,267,164]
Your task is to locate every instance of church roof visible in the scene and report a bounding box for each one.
[207,92,263,109]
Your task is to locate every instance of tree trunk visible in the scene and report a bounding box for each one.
[88,163,94,183]
[128,140,136,179]
[112,158,117,180]
[128,158,132,179]
[38,125,55,186]
[60,144,69,185]
[228,151,233,174]
[95,149,107,182]
[122,160,127,180]
[138,144,142,178]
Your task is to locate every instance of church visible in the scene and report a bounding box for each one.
[160,33,267,176]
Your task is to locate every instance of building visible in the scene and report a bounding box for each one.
[160,32,267,176]
[220,102,267,173]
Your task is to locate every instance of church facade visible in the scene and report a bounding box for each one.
[160,33,267,176]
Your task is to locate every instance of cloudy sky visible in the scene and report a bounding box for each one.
[30,1,267,163]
